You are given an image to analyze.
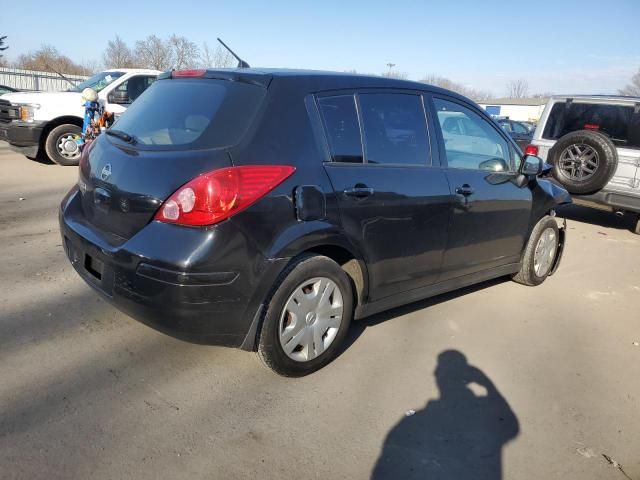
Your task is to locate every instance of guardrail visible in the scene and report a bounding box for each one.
[0,67,88,92]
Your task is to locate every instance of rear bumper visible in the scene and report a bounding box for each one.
[572,189,640,214]
[0,120,44,157]
[59,187,289,348]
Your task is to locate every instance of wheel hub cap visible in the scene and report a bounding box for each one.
[533,227,558,277]
[57,133,80,159]
[278,277,344,362]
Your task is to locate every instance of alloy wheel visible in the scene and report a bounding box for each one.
[558,144,599,181]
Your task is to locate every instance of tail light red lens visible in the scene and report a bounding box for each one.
[171,69,207,78]
[154,165,296,226]
[524,145,539,156]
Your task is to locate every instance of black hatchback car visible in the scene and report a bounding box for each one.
[60,69,570,376]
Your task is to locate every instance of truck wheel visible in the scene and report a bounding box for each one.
[512,216,560,286]
[548,130,617,194]
[257,254,353,377]
[44,124,82,166]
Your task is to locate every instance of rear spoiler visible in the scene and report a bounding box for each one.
[158,69,272,88]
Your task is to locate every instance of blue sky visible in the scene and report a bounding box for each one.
[3,0,639,96]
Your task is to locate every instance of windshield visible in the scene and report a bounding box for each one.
[111,78,267,150]
[69,71,125,92]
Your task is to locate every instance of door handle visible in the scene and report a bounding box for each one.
[344,186,374,198]
[455,184,474,196]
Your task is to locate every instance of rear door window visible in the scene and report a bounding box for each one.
[358,93,430,165]
[317,95,364,163]
[112,78,266,150]
[543,102,640,149]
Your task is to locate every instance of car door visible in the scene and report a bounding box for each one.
[105,75,157,113]
[430,96,533,280]
[317,91,451,301]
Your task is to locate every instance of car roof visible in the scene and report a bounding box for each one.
[104,68,163,74]
[549,94,640,103]
[178,68,478,105]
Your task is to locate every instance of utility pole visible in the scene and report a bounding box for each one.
[386,63,396,75]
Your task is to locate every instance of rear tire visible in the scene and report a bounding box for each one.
[44,124,82,166]
[512,216,560,286]
[548,130,617,194]
[257,254,353,377]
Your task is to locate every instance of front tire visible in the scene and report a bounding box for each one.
[257,254,353,377]
[44,124,82,166]
[512,216,560,286]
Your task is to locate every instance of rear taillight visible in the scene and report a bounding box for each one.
[524,145,538,156]
[154,165,296,226]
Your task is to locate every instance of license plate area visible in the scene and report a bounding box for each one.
[84,254,104,280]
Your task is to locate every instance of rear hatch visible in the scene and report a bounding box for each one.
[78,73,269,240]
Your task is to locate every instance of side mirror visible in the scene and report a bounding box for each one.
[107,90,130,105]
[521,155,543,176]
[479,158,509,172]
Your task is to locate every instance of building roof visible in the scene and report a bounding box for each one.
[479,97,549,106]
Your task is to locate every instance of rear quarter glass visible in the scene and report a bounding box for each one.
[112,78,267,150]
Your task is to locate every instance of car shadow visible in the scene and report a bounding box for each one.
[371,350,519,479]
[340,277,507,354]
[558,204,638,233]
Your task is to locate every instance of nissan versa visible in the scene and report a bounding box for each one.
[59,69,571,376]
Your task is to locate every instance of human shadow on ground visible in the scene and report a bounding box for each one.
[372,350,519,480]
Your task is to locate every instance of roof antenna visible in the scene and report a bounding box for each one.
[217,38,250,69]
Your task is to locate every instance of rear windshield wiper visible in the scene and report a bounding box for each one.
[105,129,137,144]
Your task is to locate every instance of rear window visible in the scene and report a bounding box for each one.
[112,78,266,150]
[543,101,640,149]
[359,93,430,165]
[317,95,364,163]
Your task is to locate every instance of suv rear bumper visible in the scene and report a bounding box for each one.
[572,189,640,214]
[0,121,45,157]
[59,187,289,349]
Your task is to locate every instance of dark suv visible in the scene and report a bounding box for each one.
[60,69,570,376]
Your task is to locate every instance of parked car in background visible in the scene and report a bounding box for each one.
[0,68,160,165]
[520,120,537,132]
[60,69,570,376]
[497,118,533,150]
[529,95,640,234]
[0,85,19,95]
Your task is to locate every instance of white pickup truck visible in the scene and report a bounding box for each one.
[0,68,161,165]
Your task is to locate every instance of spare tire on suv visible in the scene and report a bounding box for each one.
[548,130,618,195]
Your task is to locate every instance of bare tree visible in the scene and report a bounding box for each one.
[169,35,200,69]
[618,67,640,96]
[0,35,8,58]
[421,74,492,101]
[79,59,102,75]
[134,35,173,70]
[382,70,408,80]
[13,45,88,75]
[199,42,235,68]
[506,79,529,98]
[103,35,135,68]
